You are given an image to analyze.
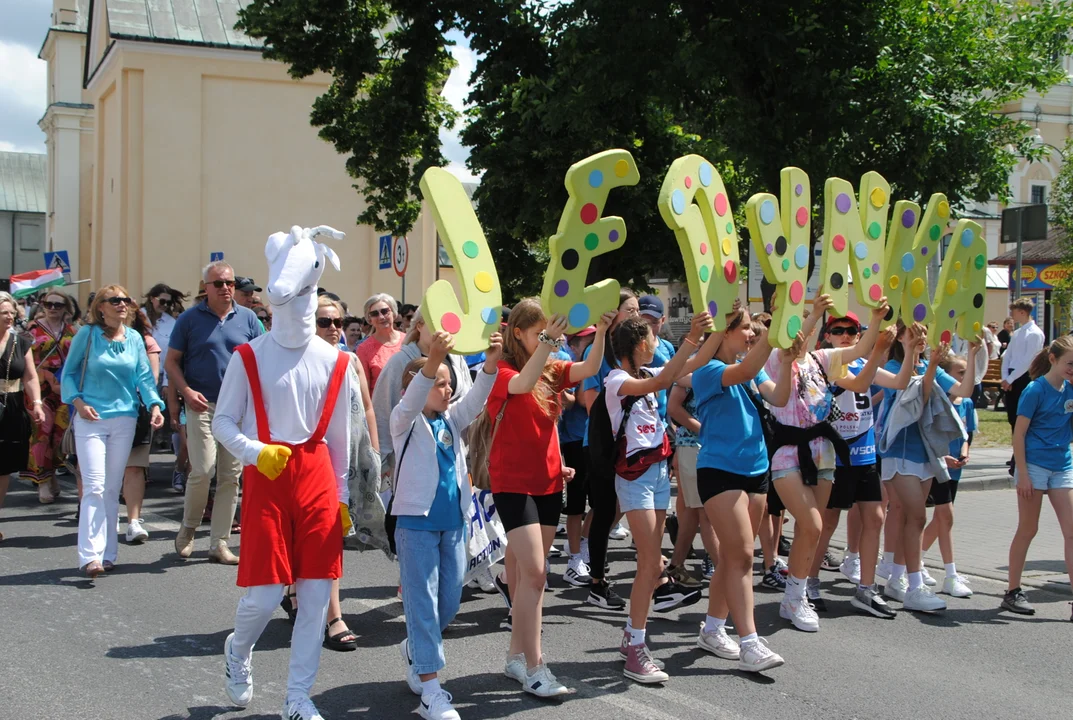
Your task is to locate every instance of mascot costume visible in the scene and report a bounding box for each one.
[212,225,356,720]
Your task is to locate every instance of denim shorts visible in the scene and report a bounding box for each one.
[1026,463,1073,492]
[615,460,670,513]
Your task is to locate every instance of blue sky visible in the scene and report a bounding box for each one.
[0,2,478,180]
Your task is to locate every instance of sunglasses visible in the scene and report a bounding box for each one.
[368,307,391,318]
[155,296,173,305]
[210,280,236,289]
[317,317,343,329]
[105,296,135,306]
[42,301,67,310]
[827,326,859,337]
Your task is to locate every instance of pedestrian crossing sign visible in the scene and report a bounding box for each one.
[379,235,392,270]
[42,250,71,283]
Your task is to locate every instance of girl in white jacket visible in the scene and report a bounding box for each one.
[391,330,501,720]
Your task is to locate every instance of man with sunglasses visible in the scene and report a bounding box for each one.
[165,261,263,564]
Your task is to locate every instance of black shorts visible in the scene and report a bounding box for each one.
[829,464,883,510]
[696,467,770,505]
[927,478,959,506]
[561,440,589,516]
[767,475,784,515]
[493,491,563,532]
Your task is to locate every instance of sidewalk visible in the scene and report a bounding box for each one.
[953,446,1016,492]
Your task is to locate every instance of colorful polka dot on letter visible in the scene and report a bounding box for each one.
[830,273,844,290]
[835,193,852,214]
[462,241,480,259]
[441,312,462,334]
[795,207,808,227]
[715,193,728,216]
[671,191,686,216]
[789,280,804,305]
[562,249,580,270]
[580,203,599,224]
[902,209,916,228]
[699,265,710,282]
[940,330,952,344]
[869,284,882,302]
[914,304,927,322]
[584,233,599,251]
[474,271,494,293]
[974,254,985,270]
[554,280,569,298]
[782,258,790,272]
[795,184,804,197]
[910,278,925,298]
[699,163,713,187]
[614,159,630,177]
[889,275,900,289]
[870,187,887,208]
[481,307,498,325]
[568,303,589,328]
[794,245,809,269]
[708,301,718,316]
[960,228,974,247]
[832,234,846,252]
[929,225,941,241]
[854,242,868,260]
[684,176,692,189]
[862,268,871,279]
[937,201,950,218]
[760,200,776,225]
[775,236,788,255]
[868,222,881,239]
[609,229,620,243]
[699,242,708,256]
[945,279,958,296]
[787,314,802,338]
[722,237,732,256]
[901,252,915,273]
[724,260,737,283]
[588,169,604,188]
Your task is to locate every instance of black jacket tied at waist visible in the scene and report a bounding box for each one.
[769,421,851,484]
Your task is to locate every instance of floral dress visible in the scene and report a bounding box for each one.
[24,320,76,483]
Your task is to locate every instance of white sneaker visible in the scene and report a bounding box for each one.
[282,695,324,720]
[562,555,592,587]
[467,566,496,593]
[941,575,973,598]
[418,689,461,720]
[400,638,421,695]
[920,567,937,587]
[883,575,908,602]
[523,663,573,697]
[125,518,149,544]
[738,637,784,673]
[779,597,819,632]
[504,653,526,684]
[903,585,946,612]
[580,538,591,565]
[697,623,740,660]
[839,555,861,584]
[609,522,630,541]
[223,633,252,707]
[875,560,892,581]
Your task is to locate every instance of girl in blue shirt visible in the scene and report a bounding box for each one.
[61,285,163,578]
[1003,335,1073,618]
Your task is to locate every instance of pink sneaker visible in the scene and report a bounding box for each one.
[618,630,665,669]
[623,643,669,684]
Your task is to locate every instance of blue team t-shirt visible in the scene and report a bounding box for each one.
[947,398,977,481]
[1017,377,1073,472]
[878,359,957,464]
[831,358,876,466]
[692,359,769,477]
[396,415,464,531]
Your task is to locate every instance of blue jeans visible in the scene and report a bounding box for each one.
[615,460,671,512]
[395,525,466,674]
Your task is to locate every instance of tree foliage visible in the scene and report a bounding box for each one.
[1047,138,1073,315]
[238,0,1073,300]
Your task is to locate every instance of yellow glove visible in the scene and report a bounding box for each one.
[340,503,354,537]
[256,444,292,480]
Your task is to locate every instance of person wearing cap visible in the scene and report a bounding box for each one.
[234,277,262,309]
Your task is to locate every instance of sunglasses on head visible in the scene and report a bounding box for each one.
[368,307,391,318]
[317,317,343,329]
[105,296,135,307]
[42,301,66,310]
[210,280,235,289]
[827,326,859,337]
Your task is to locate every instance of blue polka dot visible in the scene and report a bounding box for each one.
[588,169,604,189]
[481,307,498,325]
[759,200,776,225]
[901,252,915,273]
[854,242,868,260]
[671,190,686,215]
[960,228,974,247]
[568,303,590,329]
[794,244,808,269]
[698,163,713,187]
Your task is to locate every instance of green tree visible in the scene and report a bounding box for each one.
[1047,138,1073,323]
[238,0,1073,301]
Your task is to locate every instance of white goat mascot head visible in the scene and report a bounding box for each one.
[264,225,345,348]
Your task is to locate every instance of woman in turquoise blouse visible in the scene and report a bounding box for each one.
[62,284,163,578]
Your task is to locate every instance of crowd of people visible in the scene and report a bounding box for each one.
[1,266,1072,720]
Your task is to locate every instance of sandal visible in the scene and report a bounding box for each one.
[280,587,298,625]
[81,561,103,579]
[324,617,357,652]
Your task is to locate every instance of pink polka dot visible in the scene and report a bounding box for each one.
[869,284,882,302]
[789,280,804,305]
[714,193,728,216]
[724,260,737,283]
[832,234,846,252]
[795,207,808,227]
[699,243,708,255]
[684,176,692,189]
[441,312,462,334]
[580,203,599,224]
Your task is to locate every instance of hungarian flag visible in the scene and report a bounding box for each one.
[10,268,66,298]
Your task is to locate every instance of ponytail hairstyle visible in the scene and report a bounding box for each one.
[1029,335,1073,380]
[602,287,637,369]
[502,298,565,417]
[612,318,653,377]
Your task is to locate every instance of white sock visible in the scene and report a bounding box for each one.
[420,677,441,697]
[581,537,589,554]
[944,562,957,578]
[785,575,807,601]
[740,632,758,646]
[847,552,860,562]
[908,571,923,591]
[625,618,633,632]
[703,615,727,633]
[628,626,646,646]
[882,551,894,565]
[891,563,907,581]
[858,583,872,592]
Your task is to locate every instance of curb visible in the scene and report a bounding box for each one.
[955,474,1014,492]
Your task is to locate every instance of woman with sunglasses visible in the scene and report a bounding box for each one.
[62,286,164,577]
[25,291,78,503]
[143,284,186,456]
[357,294,405,394]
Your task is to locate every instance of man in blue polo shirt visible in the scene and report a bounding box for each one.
[166,261,263,563]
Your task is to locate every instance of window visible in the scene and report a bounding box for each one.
[1031,184,1046,205]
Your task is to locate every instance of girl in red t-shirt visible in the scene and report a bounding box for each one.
[486,298,612,697]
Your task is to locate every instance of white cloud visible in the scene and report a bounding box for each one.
[439,32,479,183]
[0,140,44,153]
[0,40,47,112]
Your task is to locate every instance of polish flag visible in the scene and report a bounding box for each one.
[10,268,66,298]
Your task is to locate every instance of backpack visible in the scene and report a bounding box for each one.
[588,374,670,482]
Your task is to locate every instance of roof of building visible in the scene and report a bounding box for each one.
[989,228,1067,266]
[0,152,48,214]
[99,0,262,49]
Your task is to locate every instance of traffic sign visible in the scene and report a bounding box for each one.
[43,250,71,283]
[210,252,225,262]
[392,235,409,277]
[378,235,392,270]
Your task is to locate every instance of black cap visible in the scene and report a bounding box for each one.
[235,277,261,292]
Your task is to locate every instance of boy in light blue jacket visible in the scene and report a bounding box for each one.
[391,330,501,720]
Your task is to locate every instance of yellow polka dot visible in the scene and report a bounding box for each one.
[614,160,629,178]
[870,187,887,208]
[888,275,900,289]
[945,279,958,296]
[474,271,494,293]
[937,200,950,218]
[954,261,962,271]
[973,322,981,333]
[910,278,925,298]
[721,237,732,256]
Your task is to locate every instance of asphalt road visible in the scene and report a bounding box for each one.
[1,471,1070,720]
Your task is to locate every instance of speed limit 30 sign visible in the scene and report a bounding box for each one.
[392,235,409,277]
